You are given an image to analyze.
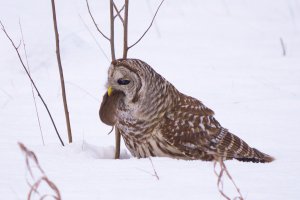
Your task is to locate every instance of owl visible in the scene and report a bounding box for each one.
[99,59,274,163]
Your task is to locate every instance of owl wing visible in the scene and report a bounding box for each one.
[161,93,274,162]
[160,94,218,160]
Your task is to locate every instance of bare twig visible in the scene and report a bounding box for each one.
[114,4,125,20]
[85,0,110,40]
[86,0,119,157]
[51,0,73,143]
[123,0,129,58]
[19,142,44,178]
[149,157,160,180]
[114,128,121,159]
[128,0,164,50]
[18,143,61,200]
[66,80,99,102]
[107,126,114,135]
[110,0,116,61]
[19,20,45,146]
[214,160,244,200]
[221,161,243,199]
[0,88,13,108]
[113,3,125,24]
[135,158,160,180]
[0,88,13,99]
[85,0,119,61]
[78,14,110,62]
[16,40,22,49]
[146,0,161,37]
[28,176,61,200]
[214,161,230,200]
[110,0,119,158]
[280,37,286,56]
[85,0,116,61]
[1,21,64,146]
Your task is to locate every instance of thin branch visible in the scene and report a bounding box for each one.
[16,40,22,49]
[114,4,125,20]
[110,0,116,61]
[0,21,64,146]
[123,0,129,58]
[51,0,73,143]
[113,3,125,24]
[114,128,121,159]
[107,126,114,135]
[280,37,286,56]
[78,14,110,62]
[85,0,110,41]
[66,80,99,102]
[149,157,160,180]
[128,0,165,50]
[146,0,161,37]
[19,20,45,146]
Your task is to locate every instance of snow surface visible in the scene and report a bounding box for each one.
[1,0,300,199]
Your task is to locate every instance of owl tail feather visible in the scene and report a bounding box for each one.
[235,148,275,163]
[215,128,275,163]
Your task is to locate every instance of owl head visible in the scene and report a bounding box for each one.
[106,59,156,103]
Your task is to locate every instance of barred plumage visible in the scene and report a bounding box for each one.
[99,58,274,163]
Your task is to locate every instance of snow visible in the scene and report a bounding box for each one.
[1,0,300,199]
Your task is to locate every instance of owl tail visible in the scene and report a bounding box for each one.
[215,129,275,163]
[235,148,275,163]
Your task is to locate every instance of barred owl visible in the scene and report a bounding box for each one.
[99,59,274,163]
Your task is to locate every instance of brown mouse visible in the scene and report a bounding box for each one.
[99,90,124,126]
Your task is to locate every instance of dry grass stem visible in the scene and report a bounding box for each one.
[214,160,244,200]
[78,14,110,62]
[19,20,45,146]
[128,0,165,50]
[18,142,61,200]
[0,20,64,146]
[85,0,110,40]
[149,157,160,180]
[280,37,286,56]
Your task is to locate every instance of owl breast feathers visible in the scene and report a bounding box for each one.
[99,58,274,163]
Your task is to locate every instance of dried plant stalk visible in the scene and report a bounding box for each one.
[19,20,45,146]
[149,157,160,180]
[214,160,244,200]
[0,20,64,146]
[51,0,73,143]
[18,142,61,200]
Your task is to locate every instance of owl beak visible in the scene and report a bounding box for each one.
[107,86,113,96]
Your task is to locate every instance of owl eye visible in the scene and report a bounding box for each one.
[117,78,130,85]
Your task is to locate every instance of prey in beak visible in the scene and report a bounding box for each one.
[99,87,124,126]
